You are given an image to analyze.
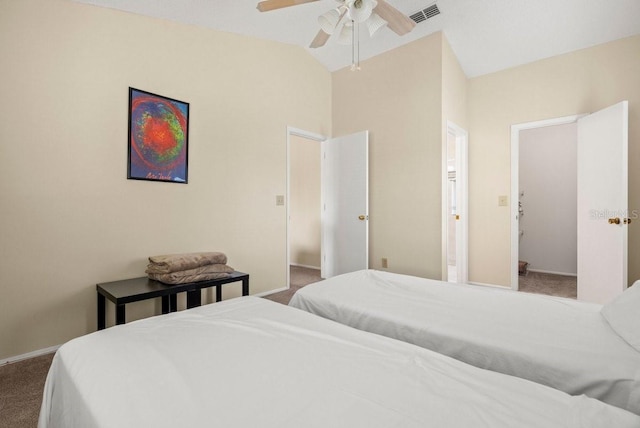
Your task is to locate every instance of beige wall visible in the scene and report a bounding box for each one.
[468,35,640,286]
[333,32,466,279]
[0,0,331,360]
[289,135,321,268]
[333,34,442,278]
[442,36,468,130]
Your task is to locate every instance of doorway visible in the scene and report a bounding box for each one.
[517,122,578,298]
[287,128,324,289]
[286,128,370,288]
[510,102,629,303]
[443,121,468,283]
[511,115,579,291]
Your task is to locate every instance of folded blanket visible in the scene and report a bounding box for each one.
[146,263,233,277]
[148,264,234,285]
[146,252,227,274]
[148,271,232,285]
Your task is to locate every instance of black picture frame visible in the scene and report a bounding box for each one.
[127,87,189,183]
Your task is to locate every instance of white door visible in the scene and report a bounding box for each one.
[444,122,468,283]
[321,131,369,278]
[577,101,629,304]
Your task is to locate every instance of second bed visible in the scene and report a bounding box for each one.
[289,269,640,415]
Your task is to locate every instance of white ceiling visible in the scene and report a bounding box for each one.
[72,0,640,77]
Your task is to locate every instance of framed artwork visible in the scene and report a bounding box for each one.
[128,87,189,183]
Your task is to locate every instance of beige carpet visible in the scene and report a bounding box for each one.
[262,265,322,305]
[0,352,54,428]
[518,271,577,299]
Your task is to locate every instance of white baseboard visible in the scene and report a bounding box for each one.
[290,263,320,270]
[527,269,577,277]
[0,344,59,366]
[254,286,289,297]
[467,281,511,290]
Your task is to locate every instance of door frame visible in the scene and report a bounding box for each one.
[509,114,583,290]
[442,121,469,283]
[286,126,326,289]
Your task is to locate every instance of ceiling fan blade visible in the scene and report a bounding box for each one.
[309,29,330,48]
[374,0,416,36]
[257,0,320,12]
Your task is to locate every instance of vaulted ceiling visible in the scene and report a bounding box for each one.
[73,0,640,77]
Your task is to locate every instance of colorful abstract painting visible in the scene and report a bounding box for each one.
[128,88,189,183]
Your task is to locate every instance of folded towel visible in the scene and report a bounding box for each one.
[147,252,227,274]
[147,264,234,285]
[148,271,232,285]
[146,263,234,278]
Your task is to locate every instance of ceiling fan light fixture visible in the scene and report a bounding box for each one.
[318,8,341,35]
[347,0,376,23]
[366,12,387,37]
[336,21,353,45]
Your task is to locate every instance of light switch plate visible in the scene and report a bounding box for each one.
[276,195,285,206]
[498,195,509,206]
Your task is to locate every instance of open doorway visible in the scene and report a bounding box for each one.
[443,121,468,283]
[516,122,578,298]
[512,103,629,304]
[286,128,369,291]
[287,129,323,290]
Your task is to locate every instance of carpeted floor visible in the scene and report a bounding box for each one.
[3,266,575,427]
[262,265,322,305]
[0,352,53,428]
[518,271,577,299]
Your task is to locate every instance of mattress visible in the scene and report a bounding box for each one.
[289,269,640,415]
[39,297,639,427]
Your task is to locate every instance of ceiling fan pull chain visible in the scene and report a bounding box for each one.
[356,21,361,70]
[351,19,356,71]
[350,19,361,72]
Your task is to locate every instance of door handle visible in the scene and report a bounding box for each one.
[608,217,621,224]
[358,215,367,221]
[624,218,632,224]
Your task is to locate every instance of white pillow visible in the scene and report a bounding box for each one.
[601,280,640,352]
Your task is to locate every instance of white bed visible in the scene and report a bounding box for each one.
[39,297,639,427]
[288,269,640,415]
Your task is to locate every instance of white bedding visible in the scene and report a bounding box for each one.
[289,269,640,415]
[39,297,639,427]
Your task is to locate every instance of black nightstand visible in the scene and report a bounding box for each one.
[96,271,249,329]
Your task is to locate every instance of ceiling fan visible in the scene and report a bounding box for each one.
[257,0,416,49]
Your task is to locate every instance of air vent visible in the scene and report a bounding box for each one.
[410,4,440,24]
